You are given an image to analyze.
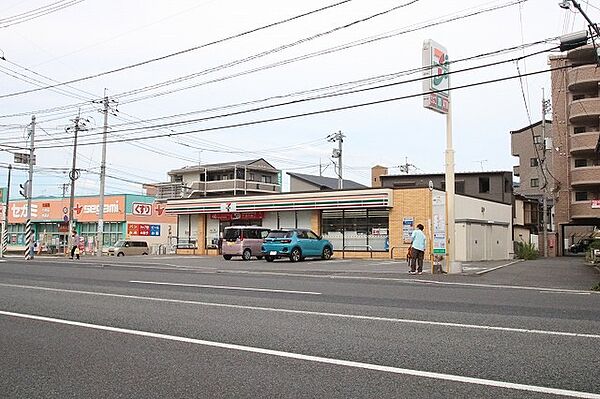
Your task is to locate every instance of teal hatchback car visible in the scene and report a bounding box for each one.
[261,228,333,262]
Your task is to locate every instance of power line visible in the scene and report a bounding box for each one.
[0,0,525,117]
[31,63,572,150]
[0,0,354,98]
[13,45,557,146]
[0,0,86,28]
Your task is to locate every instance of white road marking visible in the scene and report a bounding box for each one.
[474,260,523,275]
[412,280,594,295]
[215,270,597,294]
[0,283,598,339]
[0,310,598,398]
[128,280,322,295]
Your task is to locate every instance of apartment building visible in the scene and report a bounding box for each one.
[374,169,513,205]
[154,158,281,200]
[549,45,600,253]
[511,120,553,198]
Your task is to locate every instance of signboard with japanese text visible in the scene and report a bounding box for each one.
[402,217,414,243]
[422,39,450,114]
[8,196,125,223]
[210,212,264,221]
[432,191,446,255]
[128,223,161,236]
[132,202,153,216]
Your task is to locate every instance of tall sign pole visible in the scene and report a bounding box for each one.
[422,39,461,273]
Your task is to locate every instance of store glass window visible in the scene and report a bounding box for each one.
[321,209,389,251]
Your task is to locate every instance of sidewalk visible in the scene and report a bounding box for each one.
[473,257,600,291]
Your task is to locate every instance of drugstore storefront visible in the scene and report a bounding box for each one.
[167,187,513,261]
[3,194,176,254]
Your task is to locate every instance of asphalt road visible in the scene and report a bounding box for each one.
[1,255,599,398]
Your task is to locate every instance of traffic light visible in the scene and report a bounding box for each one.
[19,181,30,198]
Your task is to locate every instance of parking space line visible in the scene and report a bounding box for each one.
[129,280,322,295]
[1,310,598,398]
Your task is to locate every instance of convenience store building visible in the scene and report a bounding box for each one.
[166,187,513,262]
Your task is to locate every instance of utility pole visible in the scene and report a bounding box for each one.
[24,116,35,260]
[398,157,415,174]
[327,131,345,189]
[67,112,84,257]
[1,164,11,258]
[97,94,109,257]
[541,89,551,257]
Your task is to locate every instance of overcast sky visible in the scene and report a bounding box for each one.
[0,0,594,197]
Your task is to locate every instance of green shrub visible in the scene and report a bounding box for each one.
[589,240,600,251]
[515,241,539,260]
[592,282,600,292]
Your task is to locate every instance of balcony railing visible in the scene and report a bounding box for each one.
[567,64,600,92]
[156,182,188,200]
[570,202,600,219]
[569,98,600,124]
[570,166,600,187]
[155,179,280,200]
[570,131,600,154]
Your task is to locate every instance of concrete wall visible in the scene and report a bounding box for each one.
[454,194,513,261]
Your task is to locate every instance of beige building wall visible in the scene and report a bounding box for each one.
[371,165,388,188]
[511,121,553,198]
[388,188,433,260]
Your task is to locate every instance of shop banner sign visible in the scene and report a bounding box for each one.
[432,191,446,255]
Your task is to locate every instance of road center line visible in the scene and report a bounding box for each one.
[128,280,322,295]
[0,310,598,398]
[0,283,598,339]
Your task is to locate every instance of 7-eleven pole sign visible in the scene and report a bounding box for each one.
[422,39,449,114]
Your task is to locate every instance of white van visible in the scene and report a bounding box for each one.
[108,240,149,256]
[222,226,270,260]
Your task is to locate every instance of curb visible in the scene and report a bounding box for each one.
[474,259,524,275]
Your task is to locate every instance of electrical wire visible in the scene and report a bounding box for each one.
[0,0,85,28]
[0,0,525,120]
[0,0,354,98]
[30,63,573,150]
[11,45,558,146]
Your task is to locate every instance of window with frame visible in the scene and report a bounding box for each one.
[321,209,389,251]
[575,191,588,201]
[573,126,586,134]
[261,175,272,183]
[530,158,539,167]
[530,178,539,188]
[574,159,588,168]
[533,135,541,144]
[455,181,465,194]
[479,177,490,193]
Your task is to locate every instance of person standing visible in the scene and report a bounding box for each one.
[70,229,79,260]
[409,223,426,275]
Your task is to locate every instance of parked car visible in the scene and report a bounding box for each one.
[569,238,597,253]
[222,226,270,260]
[261,228,333,262]
[107,240,149,256]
